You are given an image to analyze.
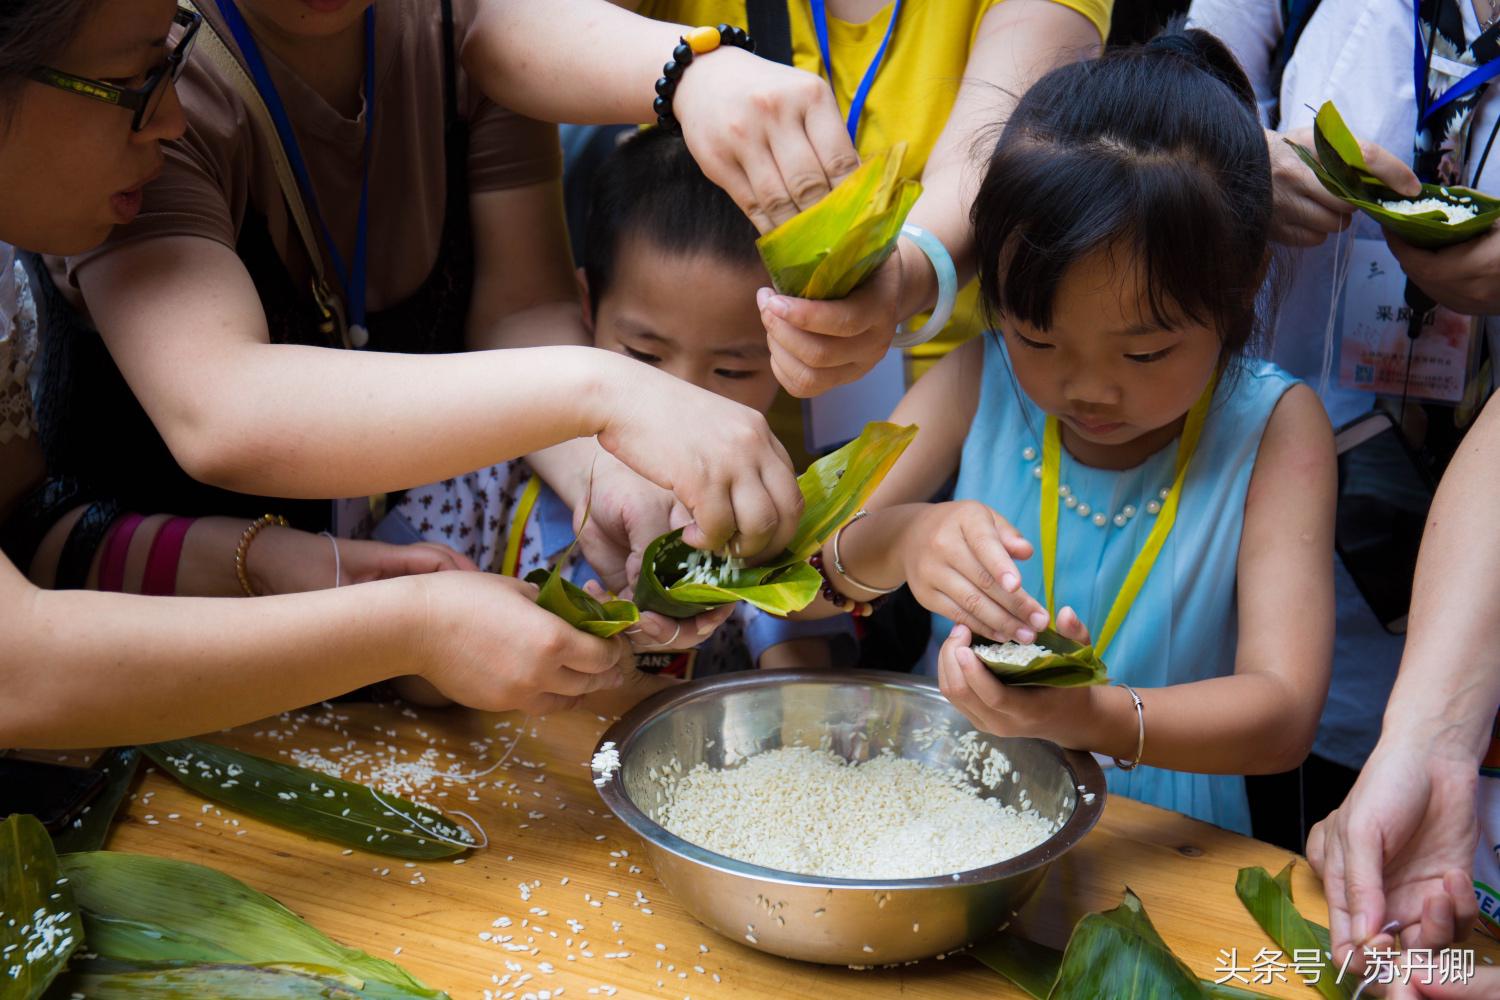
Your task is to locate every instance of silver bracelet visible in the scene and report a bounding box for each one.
[320,531,342,589]
[1113,683,1145,771]
[831,510,900,596]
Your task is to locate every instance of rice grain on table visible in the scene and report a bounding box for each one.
[658,746,1056,879]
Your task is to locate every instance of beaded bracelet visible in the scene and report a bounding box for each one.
[653,24,756,132]
[235,513,289,597]
[809,551,876,618]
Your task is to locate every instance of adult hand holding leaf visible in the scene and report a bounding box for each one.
[1285,102,1500,248]
[756,145,924,397]
[1268,123,1420,247]
[634,422,917,618]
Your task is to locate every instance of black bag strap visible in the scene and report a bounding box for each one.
[747,0,793,67]
[1268,0,1323,127]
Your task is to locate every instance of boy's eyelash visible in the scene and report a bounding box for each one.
[623,346,661,364]
[1125,348,1174,364]
[715,369,755,380]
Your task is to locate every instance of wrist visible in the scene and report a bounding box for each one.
[579,348,638,442]
[1064,684,1139,760]
[894,237,937,321]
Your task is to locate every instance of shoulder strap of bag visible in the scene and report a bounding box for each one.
[178,0,349,345]
[1268,0,1323,128]
[746,0,794,66]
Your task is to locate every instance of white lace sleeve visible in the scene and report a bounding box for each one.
[0,248,37,446]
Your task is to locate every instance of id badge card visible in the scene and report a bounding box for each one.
[1338,238,1482,404]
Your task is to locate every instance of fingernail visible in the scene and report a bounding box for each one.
[611,673,626,688]
[1001,573,1018,591]
[767,296,790,318]
[756,287,772,309]
[949,625,963,640]
[1016,627,1036,644]
[1029,611,1049,630]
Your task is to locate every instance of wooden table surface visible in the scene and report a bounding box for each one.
[86,696,1497,999]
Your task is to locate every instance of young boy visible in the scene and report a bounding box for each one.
[377,129,851,678]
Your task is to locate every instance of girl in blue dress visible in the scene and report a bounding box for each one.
[817,24,1337,834]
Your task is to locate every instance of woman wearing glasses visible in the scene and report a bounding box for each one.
[0,0,661,748]
[27,0,855,604]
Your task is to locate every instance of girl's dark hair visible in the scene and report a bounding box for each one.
[582,127,762,305]
[972,19,1272,361]
[0,0,95,114]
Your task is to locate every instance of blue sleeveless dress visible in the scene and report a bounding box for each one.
[927,336,1300,834]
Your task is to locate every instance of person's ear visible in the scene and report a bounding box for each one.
[577,267,595,333]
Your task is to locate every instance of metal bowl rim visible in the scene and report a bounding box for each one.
[595,669,1106,891]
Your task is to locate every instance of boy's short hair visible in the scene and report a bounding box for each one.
[582,128,762,304]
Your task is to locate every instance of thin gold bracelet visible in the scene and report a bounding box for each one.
[235,514,289,597]
[831,510,900,596]
[1113,683,1145,771]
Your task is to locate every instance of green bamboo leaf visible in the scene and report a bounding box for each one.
[1298,101,1500,248]
[50,747,141,855]
[635,422,918,618]
[972,932,1062,999]
[59,852,444,998]
[1048,889,1211,999]
[525,568,639,638]
[51,963,437,1000]
[0,813,81,1000]
[786,421,919,560]
[972,628,1111,688]
[757,144,922,300]
[1235,864,1351,1000]
[141,740,474,859]
[974,921,1270,1000]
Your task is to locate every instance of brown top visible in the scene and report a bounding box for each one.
[58,0,561,312]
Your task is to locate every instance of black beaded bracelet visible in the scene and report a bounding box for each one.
[653,23,756,132]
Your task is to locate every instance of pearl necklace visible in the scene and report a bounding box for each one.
[1021,445,1169,529]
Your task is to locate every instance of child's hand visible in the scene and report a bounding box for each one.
[582,580,735,653]
[249,529,477,596]
[902,501,1049,644]
[936,623,1097,748]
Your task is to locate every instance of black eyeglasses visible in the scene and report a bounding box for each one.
[28,8,202,133]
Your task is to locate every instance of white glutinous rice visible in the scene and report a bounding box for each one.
[676,549,745,587]
[1378,197,1479,223]
[591,742,621,787]
[657,746,1057,879]
[971,641,1050,666]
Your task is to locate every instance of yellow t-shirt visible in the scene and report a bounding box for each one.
[638,0,1112,373]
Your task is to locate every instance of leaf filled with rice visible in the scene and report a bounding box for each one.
[972,629,1110,688]
[634,421,917,618]
[1287,100,1500,247]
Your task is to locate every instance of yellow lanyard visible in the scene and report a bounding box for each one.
[501,476,544,578]
[1039,377,1217,656]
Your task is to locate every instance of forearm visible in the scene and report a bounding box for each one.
[0,558,425,748]
[896,0,1101,318]
[1077,670,1318,774]
[821,504,925,595]
[1380,402,1500,757]
[144,341,623,498]
[465,0,685,126]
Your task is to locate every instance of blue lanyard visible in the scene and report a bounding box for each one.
[219,0,376,336]
[1413,1,1500,129]
[810,0,903,146]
